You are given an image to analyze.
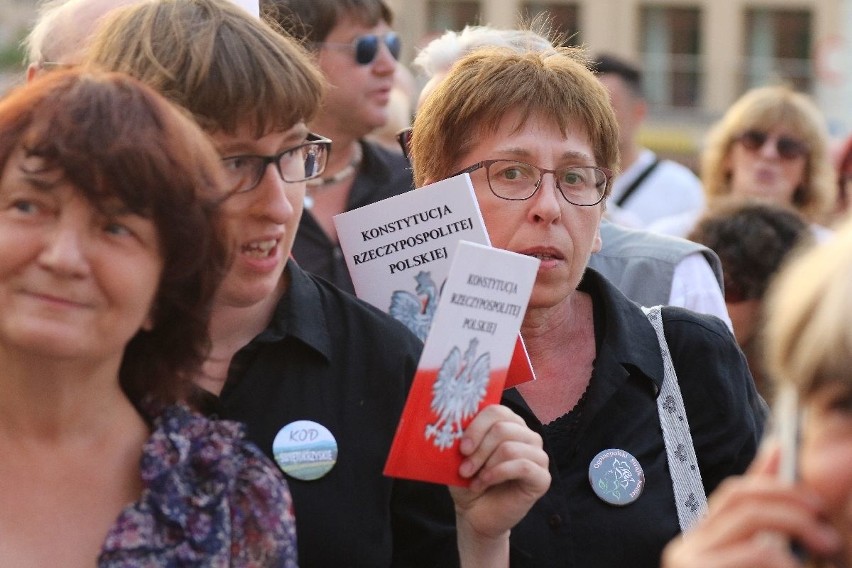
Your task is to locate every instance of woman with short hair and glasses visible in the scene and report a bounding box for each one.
[411,41,767,568]
[650,85,836,241]
[88,1,550,566]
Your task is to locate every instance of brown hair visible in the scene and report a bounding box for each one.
[0,68,229,406]
[410,45,619,189]
[262,0,393,44]
[86,0,325,137]
[701,85,835,223]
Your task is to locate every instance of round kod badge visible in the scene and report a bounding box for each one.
[272,420,338,481]
[588,448,645,506]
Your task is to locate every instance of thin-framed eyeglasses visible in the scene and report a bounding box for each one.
[449,159,610,206]
[220,132,332,196]
[735,130,809,160]
[315,32,401,65]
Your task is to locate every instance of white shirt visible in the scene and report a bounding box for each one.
[611,149,705,228]
[670,252,733,331]
[648,209,700,238]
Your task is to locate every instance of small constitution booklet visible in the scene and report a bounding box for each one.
[333,173,535,388]
[382,241,538,486]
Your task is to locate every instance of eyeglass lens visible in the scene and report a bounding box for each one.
[222,137,330,194]
[738,130,807,160]
[354,33,401,65]
[486,160,607,205]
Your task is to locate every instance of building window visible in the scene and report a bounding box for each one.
[640,6,702,109]
[521,3,580,46]
[743,8,812,93]
[427,1,481,35]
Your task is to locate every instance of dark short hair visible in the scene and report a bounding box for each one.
[592,52,643,97]
[688,199,812,303]
[0,68,229,406]
[262,0,393,44]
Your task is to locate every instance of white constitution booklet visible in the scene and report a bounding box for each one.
[333,174,536,389]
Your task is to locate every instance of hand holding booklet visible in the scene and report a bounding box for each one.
[382,240,538,485]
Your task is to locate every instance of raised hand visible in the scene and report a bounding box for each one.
[661,443,840,568]
[451,404,550,567]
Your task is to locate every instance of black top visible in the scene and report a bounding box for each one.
[292,139,414,295]
[216,260,457,567]
[503,270,767,568]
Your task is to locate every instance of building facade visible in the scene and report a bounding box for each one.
[388,0,852,162]
[5,0,850,162]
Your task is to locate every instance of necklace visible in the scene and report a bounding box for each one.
[304,144,363,209]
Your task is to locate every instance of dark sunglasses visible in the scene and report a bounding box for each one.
[317,32,401,65]
[735,130,809,160]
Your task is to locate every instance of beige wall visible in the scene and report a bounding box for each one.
[392,0,838,111]
[390,0,849,162]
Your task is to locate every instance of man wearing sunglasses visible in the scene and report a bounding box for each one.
[263,0,414,295]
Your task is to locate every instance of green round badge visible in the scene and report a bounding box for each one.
[273,420,338,481]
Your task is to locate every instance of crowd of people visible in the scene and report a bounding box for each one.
[1,0,850,566]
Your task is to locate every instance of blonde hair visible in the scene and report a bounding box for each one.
[410,45,619,188]
[701,85,835,223]
[764,217,852,397]
[85,0,324,137]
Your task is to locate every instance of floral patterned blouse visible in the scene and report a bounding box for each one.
[97,403,298,567]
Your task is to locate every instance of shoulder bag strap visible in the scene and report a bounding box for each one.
[642,305,708,531]
[615,158,661,207]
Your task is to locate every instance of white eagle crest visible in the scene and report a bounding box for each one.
[388,271,439,341]
[425,338,491,450]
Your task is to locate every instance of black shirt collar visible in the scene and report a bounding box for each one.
[251,259,332,362]
[580,268,665,393]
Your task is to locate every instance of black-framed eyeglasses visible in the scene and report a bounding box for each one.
[396,127,412,161]
[450,159,610,206]
[315,32,401,65]
[221,133,332,195]
[735,130,809,160]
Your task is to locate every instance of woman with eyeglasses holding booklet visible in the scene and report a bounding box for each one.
[650,85,837,241]
[409,38,767,567]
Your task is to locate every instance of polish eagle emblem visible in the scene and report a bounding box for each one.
[388,271,439,341]
[425,338,491,450]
